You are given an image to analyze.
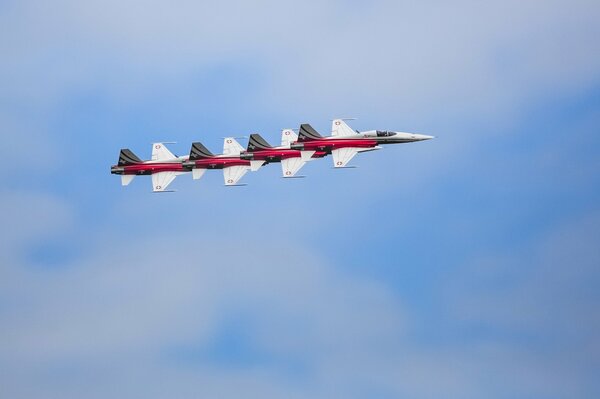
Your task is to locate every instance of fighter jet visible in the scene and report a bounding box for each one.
[110,142,188,192]
[181,138,252,186]
[239,129,327,177]
[290,119,433,168]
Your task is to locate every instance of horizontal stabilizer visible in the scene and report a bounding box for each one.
[121,174,135,186]
[298,124,323,142]
[118,149,142,166]
[247,134,272,152]
[189,142,214,160]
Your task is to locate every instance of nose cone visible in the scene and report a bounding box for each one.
[392,132,435,142]
[411,133,434,141]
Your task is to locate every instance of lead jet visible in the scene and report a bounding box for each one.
[239,129,327,177]
[181,138,252,186]
[290,119,433,168]
[111,143,188,192]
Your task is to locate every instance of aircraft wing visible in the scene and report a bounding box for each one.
[332,147,360,168]
[192,168,207,180]
[223,165,249,186]
[152,171,177,192]
[332,119,358,137]
[223,137,245,156]
[152,143,177,161]
[121,175,135,186]
[281,157,306,177]
[250,160,266,171]
[281,129,297,147]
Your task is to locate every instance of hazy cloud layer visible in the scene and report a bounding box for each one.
[1,0,599,398]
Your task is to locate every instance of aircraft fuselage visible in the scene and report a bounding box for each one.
[240,148,327,163]
[182,156,249,170]
[111,160,187,176]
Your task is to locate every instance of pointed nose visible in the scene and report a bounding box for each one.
[413,134,434,141]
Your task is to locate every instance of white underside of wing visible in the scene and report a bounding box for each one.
[300,150,315,161]
[332,147,360,167]
[152,171,177,191]
[281,157,306,177]
[121,175,135,186]
[223,165,249,185]
[192,168,207,180]
[250,160,265,172]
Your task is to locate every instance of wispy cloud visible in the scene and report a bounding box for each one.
[1,0,599,398]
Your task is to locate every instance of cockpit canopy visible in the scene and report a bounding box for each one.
[376,131,397,137]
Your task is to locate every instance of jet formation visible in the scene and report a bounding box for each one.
[110,119,433,192]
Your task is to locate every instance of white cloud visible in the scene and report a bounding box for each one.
[1,0,598,120]
[1,1,599,397]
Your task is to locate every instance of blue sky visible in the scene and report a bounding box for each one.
[1,1,599,398]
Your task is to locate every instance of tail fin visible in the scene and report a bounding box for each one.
[118,149,143,166]
[281,129,298,147]
[247,134,272,152]
[332,119,359,137]
[189,142,214,160]
[151,143,177,161]
[298,124,323,142]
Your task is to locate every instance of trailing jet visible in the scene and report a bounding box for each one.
[239,129,327,177]
[290,119,433,168]
[181,138,252,186]
[110,143,188,192]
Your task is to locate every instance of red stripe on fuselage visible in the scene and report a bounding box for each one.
[299,138,378,151]
[191,157,250,169]
[247,149,329,161]
[119,162,186,175]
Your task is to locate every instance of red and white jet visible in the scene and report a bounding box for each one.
[239,129,327,177]
[110,142,189,192]
[181,137,252,186]
[290,119,433,167]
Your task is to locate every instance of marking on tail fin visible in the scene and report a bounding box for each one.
[118,149,142,166]
[189,142,214,160]
[298,124,323,142]
[247,134,272,152]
